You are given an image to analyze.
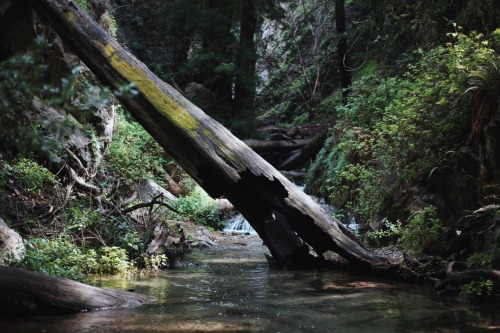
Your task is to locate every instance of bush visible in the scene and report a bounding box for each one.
[0,38,109,162]
[466,253,493,269]
[14,238,134,280]
[170,185,226,230]
[400,206,448,255]
[15,238,94,281]
[106,110,167,186]
[96,246,131,275]
[61,196,146,256]
[458,279,495,304]
[11,158,58,195]
[366,218,402,243]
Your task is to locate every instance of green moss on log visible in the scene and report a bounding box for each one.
[104,44,199,136]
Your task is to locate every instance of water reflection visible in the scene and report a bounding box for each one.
[1,241,499,333]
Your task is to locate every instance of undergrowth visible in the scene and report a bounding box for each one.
[308,30,499,222]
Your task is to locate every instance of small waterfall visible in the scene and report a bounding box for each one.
[223,215,257,235]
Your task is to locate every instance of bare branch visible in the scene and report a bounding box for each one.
[121,194,179,215]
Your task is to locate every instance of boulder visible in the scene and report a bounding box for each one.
[217,198,234,213]
[138,178,177,202]
[0,218,25,264]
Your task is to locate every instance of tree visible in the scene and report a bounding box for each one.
[27,0,394,272]
[233,0,258,114]
[195,0,235,116]
[335,0,351,98]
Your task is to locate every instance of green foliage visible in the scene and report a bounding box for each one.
[14,238,133,280]
[400,206,448,255]
[141,253,169,271]
[15,238,94,281]
[308,30,499,220]
[366,218,402,242]
[0,37,112,163]
[96,246,131,275]
[491,28,500,52]
[63,196,144,255]
[458,279,495,304]
[466,253,493,269]
[75,0,88,13]
[170,185,226,230]
[412,258,448,276]
[106,109,166,186]
[0,38,65,161]
[365,207,448,255]
[0,161,13,189]
[11,158,58,195]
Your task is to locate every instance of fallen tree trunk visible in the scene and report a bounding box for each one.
[0,267,156,316]
[243,139,311,153]
[279,129,328,170]
[28,0,390,271]
[430,262,500,295]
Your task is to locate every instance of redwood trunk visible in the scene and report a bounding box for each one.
[28,0,388,270]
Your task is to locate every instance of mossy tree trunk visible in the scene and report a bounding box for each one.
[28,0,389,271]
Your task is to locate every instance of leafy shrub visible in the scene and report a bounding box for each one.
[15,238,94,281]
[106,110,166,186]
[62,196,144,256]
[400,206,448,255]
[170,185,226,230]
[14,238,134,280]
[141,253,169,271]
[0,42,66,160]
[458,279,495,304]
[96,246,131,275]
[11,158,58,195]
[466,253,493,269]
[366,218,402,242]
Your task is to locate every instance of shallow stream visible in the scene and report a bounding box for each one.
[2,237,499,332]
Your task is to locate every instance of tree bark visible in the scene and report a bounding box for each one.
[335,0,351,98]
[243,139,311,153]
[234,0,258,113]
[28,0,389,271]
[279,129,328,170]
[0,267,156,316]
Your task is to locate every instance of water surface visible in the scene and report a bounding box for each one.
[1,238,499,332]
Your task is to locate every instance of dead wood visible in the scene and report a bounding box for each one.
[243,139,311,152]
[0,267,156,316]
[121,194,179,214]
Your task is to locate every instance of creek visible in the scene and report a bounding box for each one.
[2,238,499,333]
